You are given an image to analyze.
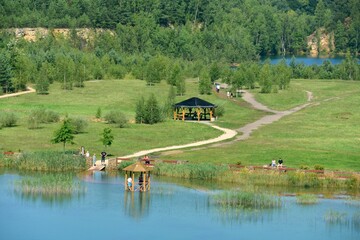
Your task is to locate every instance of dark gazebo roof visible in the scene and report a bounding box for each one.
[174,97,216,108]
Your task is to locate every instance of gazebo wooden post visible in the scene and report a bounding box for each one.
[210,110,213,120]
[182,108,185,121]
[173,110,177,120]
[143,172,147,191]
[197,108,200,121]
[131,172,135,191]
[125,172,128,191]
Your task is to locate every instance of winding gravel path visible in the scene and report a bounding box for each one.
[120,90,313,158]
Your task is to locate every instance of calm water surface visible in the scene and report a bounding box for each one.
[264,56,360,65]
[0,171,359,240]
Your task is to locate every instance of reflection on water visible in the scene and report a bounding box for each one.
[123,191,150,219]
[1,171,360,240]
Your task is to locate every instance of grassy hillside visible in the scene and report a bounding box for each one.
[157,79,360,172]
[0,78,261,156]
[1,78,359,172]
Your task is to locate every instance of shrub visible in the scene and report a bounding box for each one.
[216,105,225,118]
[28,109,60,129]
[69,117,88,134]
[314,164,324,170]
[105,111,128,128]
[95,107,102,119]
[300,165,310,170]
[0,112,18,127]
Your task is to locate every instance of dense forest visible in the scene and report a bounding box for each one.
[0,0,359,95]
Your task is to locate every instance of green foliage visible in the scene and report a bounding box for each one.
[28,108,60,129]
[314,164,324,171]
[100,127,114,148]
[104,111,128,128]
[95,107,102,119]
[1,151,86,171]
[153,163,228,180]
[215,105,225,118]
[144,93,161,124]
[14,173,85,197]
[198,71,212,95]
[51,118,75,151]
[212,190,282,209]
[68,117,88,134]
[296,194,319,205]
[0,112,18,127]
[135,96,146,124]
[0,52,13,94]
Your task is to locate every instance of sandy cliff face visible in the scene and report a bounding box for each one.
[9,28,113,42]
[307,28,335,56]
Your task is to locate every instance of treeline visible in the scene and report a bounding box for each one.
[0,32,359,96]
[0,0,359,57]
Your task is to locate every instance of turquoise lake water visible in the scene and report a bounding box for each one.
[264,56,359,65]
[1,171,359,240]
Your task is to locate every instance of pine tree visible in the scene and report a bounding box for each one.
[51,118,75,151]
[144,93,161,124]
[101,127,114,148]
[135,96,146,124]
[0,53,13,94]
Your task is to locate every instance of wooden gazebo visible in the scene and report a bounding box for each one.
[123,162,152,192]
[173,97,217,121]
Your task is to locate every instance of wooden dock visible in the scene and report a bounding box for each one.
[88,165,106,171]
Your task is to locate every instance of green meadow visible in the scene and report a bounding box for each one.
[1,78,360,172]
[156,79,360,172]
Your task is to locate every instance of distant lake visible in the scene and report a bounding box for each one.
[1,171,359,240]
[263,56,360,65]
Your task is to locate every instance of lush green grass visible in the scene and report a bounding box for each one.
[160,80,360,172]
[1,79,249,156]
[1,78,360,172]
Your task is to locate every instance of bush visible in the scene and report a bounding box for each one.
[105,111,128,128]
[29,108,60,124]
[0,112,18,127]
[69,117,88,134]
[216,105,225,118]
[28,109,60,129]
[314,164,324,170]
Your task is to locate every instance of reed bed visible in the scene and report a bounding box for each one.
[153,164,360,190]
[153,163,228,180]
[324,210,348,224]
[14,173,85,197]
[296,194,319,205]
[212,190,282,210]
[0,151,86,171]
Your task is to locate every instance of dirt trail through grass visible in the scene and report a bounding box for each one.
[0,87,35,99]
[120,90,314,158]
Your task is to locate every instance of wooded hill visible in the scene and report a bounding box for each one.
[1,0,359,57]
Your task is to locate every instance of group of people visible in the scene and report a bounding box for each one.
[80,147,107,166]
[127,172,150,191]
[271,158,284,168]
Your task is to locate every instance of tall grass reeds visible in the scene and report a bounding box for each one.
[296,194,319,205]
[153,163,228,180]
[14,173,85,198]
[0,151,86,171]
[324,210,348,224]
[212,190,282,210]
